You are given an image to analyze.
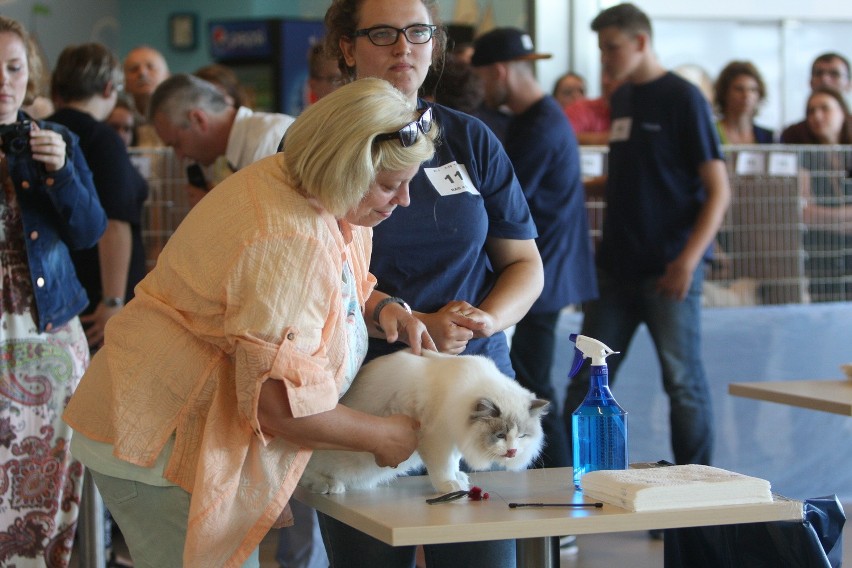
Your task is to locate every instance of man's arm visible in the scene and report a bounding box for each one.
[656,159,731,300]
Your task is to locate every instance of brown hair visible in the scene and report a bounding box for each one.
[0,16,44,106]
[323,0,447,80]
[806,86,852,144]
[51,43,122,104]
[591,3,652,38]
[713,60,767,117]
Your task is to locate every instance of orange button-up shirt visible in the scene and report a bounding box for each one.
[63,154,376,566]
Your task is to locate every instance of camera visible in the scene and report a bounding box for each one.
[186,164,209,191]
[0,120,32,155]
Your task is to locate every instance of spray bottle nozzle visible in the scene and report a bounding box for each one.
[568,334,620,378]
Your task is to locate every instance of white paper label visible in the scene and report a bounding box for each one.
[735,151,765,175]
[767,152,798,177]
[423,162,480,196]
[609,117,632,142]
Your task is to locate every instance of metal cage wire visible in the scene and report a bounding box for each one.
[130,145,852,308]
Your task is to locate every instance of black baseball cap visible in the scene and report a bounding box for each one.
[470,27,552,67]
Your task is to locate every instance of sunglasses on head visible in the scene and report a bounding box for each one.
[374,106,433,147]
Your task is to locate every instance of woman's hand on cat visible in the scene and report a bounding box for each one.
[417,302,491,354]
[372,414,420,468]
[379,308,436,355]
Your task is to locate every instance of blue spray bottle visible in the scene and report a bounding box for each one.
[568,333,628,490]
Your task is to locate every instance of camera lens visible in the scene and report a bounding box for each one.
[7,136,28,154]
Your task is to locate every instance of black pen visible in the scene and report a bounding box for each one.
[508,502,604,508]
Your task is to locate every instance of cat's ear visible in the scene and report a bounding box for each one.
[471,398,501,420]
[530,399,550,416]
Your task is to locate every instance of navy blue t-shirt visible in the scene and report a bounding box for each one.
[367,103,537,373]
[503,95,597,313]
[49,108,149,310]
[598,72,722,279]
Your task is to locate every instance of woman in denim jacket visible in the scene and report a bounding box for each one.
[0,15,106,567]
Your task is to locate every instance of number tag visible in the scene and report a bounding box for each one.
[609,117,632,143]
[424,162,480,196]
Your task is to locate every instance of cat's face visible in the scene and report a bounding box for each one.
[460,396,549,471]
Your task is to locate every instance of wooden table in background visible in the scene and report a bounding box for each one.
[294,467,803,568]
[729,379,852,416]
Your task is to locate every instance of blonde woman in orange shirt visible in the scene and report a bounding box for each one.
[63,78,438,567]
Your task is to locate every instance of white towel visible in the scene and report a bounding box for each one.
[581,464,772,512]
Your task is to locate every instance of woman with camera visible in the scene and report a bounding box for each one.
[0,15,107,567]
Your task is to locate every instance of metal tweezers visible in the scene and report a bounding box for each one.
[425,490,469,504]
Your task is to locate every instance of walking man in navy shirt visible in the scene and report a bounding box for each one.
[563,3,731,471]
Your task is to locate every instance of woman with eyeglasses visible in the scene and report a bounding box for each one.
[63,78,438,567]
[321,1,544,567]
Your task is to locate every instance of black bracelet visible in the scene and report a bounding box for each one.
[372,297,411,325]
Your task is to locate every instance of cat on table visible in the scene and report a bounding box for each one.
[300,349,549,494]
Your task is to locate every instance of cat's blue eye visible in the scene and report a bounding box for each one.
[519,433,528,438]
[496,433,506,439]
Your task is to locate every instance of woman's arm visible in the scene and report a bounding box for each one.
[80,219,132,348]
[415,237,543,354]
[257,379,418,468]
[476,237,544,334]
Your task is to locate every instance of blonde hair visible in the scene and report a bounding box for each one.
[284,78,438,217]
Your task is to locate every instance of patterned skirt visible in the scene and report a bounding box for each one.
[0,177,88,567]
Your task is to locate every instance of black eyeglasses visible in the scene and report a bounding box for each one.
[353,24,437,47]
[375,107,433,147]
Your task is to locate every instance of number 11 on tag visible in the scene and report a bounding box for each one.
[424,161,480,196]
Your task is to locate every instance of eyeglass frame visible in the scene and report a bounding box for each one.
[352,24,438,47]
[374,106,433,147]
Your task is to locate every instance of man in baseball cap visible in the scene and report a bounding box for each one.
[470,27,552,67]
[471,27,598,480]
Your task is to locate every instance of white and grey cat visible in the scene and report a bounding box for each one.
[300,349,549,494]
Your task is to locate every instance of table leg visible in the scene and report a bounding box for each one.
[516,535,560,568]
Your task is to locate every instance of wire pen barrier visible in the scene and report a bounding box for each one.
[128,148,193,271]
[129,145,851,308]
[581,145,852,307]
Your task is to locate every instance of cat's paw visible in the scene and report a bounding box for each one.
[325,480,347,494]
[434,477,470,493]
[300,479,332,494]
[300,475,346,495]
[454,471,470,486]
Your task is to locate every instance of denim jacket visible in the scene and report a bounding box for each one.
[4,112,107,332]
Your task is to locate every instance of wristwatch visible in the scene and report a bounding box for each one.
[102,296,124,308]
[372,296,411,325]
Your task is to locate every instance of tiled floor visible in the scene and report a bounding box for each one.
[74,511,848,567]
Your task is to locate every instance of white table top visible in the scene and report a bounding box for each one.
[294,467,803,547]
[729,379,852,416]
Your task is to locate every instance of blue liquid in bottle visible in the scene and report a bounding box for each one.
[572,363,628,489]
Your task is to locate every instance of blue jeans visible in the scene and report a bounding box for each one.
[509,310,570,468]
[563,266,713,466]
[318,512,516,568]
[276,500,328,568]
